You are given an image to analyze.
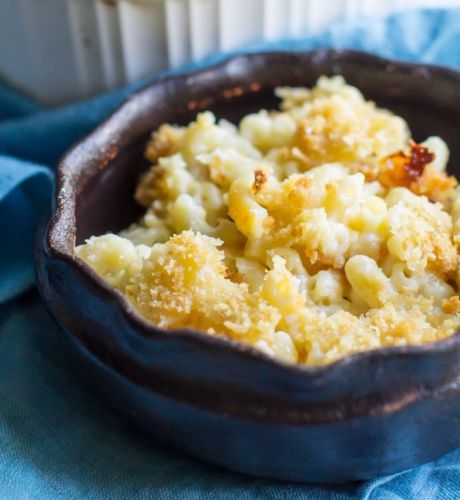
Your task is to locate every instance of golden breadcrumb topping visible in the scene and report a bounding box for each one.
[76,76,460,365]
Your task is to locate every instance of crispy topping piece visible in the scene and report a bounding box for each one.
[145,124,178,163]
[253,169,268,192]
[379,140,434,188]
[379,140,456,200]
[442,296,460,314]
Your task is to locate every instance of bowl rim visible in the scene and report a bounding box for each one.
[46,48,460,376]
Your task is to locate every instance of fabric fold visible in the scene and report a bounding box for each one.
[0,156,53,303]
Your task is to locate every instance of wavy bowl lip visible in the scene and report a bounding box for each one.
[46,48,460,378]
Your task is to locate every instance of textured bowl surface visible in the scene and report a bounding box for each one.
[36,50,460,483]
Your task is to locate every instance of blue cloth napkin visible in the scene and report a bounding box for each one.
[2,8,460,498]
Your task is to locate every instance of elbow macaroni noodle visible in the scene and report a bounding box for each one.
[76,76,460,365]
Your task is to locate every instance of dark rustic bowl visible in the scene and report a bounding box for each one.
[36,50,460,483]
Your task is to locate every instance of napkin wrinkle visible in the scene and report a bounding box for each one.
[0,84,42,121]
[0,156,52,303]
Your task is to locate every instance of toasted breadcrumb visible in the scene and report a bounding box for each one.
[253,169,268,192]
[379,141,457,201]
[443,296,460,314]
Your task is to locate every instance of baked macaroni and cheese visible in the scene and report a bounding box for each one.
[76,76,460,365]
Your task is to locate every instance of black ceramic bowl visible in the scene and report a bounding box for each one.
[36,50,460,483]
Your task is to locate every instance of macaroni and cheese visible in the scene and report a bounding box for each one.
[76,76,460,365]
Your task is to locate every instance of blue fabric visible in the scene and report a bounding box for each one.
[0,156,52,303]
[1,8,460,498]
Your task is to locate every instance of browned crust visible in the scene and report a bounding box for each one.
[253,169,268,192]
